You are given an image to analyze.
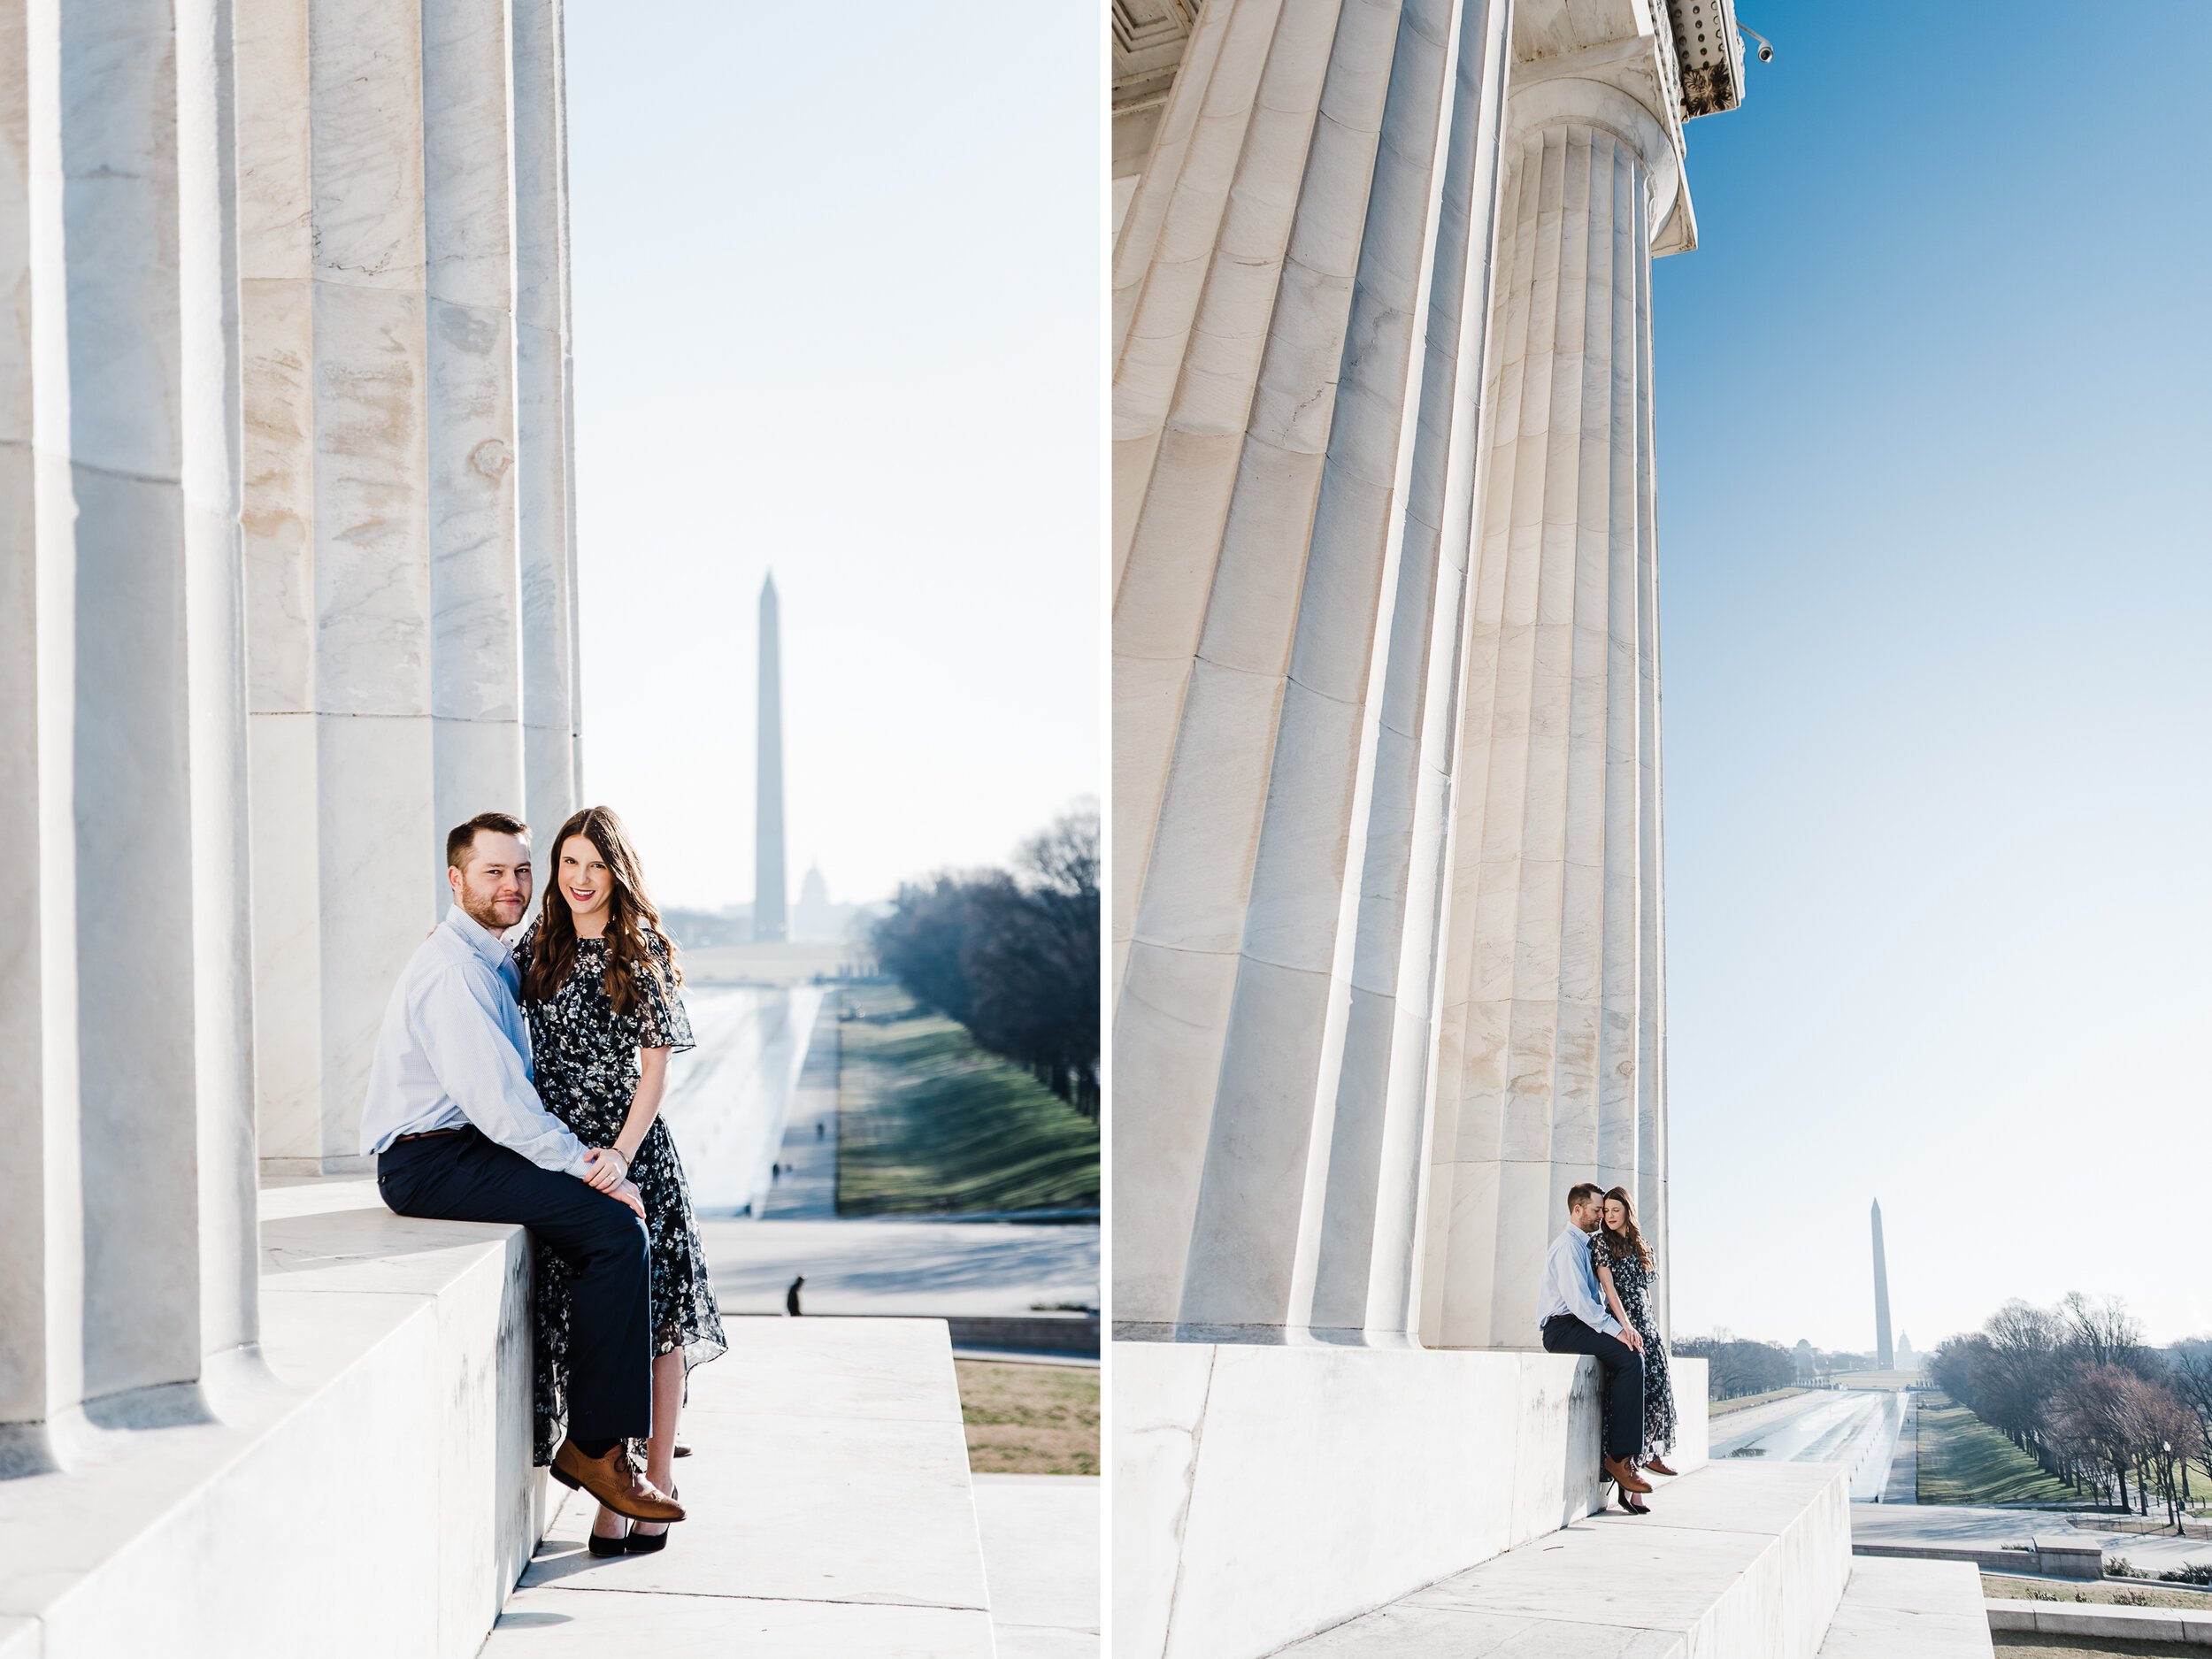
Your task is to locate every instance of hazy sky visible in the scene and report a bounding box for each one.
[1659,2,2212,1350]
[565,3,1099,911]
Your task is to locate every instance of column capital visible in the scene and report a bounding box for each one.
[1506,58,1687,253]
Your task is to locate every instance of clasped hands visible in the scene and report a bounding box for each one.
[582,1145,642,1218]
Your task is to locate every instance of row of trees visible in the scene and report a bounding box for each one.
[1932,1294,2212,1522]
[871,804,1100,1118]
[1676,1332,1798,1401]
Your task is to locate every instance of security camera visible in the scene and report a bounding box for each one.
[1740,24,1775,64]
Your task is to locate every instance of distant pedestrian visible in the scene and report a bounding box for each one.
[770,1162,780,1182]
[816,1121,825,1140]
[786,1275,805,1317]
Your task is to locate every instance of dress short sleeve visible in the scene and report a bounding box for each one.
[634,932,695,1054]
[1590,1231,1614,1271]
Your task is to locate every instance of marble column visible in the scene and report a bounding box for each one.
[1417,61,1683,1350]
[426,0,527,895]
[0,0,258,1455]
[513,0,581,848]
[1111,0,1516,1340]
[239,0,580,1172]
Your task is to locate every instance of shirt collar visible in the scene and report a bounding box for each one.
[444,903,515,972]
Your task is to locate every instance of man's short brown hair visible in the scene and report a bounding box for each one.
[1567,1181,1604,1210]
[446,810,529,870]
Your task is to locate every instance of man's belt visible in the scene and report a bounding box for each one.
[391,1126,465,1144]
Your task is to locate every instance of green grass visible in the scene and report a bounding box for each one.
[1917,1394,2079,1506]
[1984,1573,2212,1613]
[956,1360,1100,1476]
[835,985,1100,1216]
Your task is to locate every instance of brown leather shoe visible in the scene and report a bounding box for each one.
[551,1440,686,1523]
[1644,1455,1679,1477]
[1604,1455,1653,1494]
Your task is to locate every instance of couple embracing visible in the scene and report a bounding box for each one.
[359,807,726,1556]
[1538,1181,1680,1515]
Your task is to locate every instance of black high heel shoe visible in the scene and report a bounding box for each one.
[588,1520,632,1557]
[626,1486,678,1554]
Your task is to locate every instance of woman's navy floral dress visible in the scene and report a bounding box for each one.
[1593,1229,1678,1457]
[516,924,726,1465]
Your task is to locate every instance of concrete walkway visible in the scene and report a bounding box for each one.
[482,1318,994,1656]
[973,1475,1099,1658]
[703,1217,1099,1318]
[1854,1501,2212,1574]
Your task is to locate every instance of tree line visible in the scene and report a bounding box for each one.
[1932,1294,2212,1521]
[1675,1333,1798,1401]
[870,803,1100,1118]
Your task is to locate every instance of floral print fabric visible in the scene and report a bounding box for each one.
[1593,1229,1678,1457]
[515,923,725,1465]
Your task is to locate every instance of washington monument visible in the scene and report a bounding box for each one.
[1870,1198,1894,1370]
[755,573,787,943]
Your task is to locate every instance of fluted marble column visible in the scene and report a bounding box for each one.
[1418,66,1680,1349]
[513,0,581,847]
[1112,0,1515,1341]
[426,0,528,894]
[239,0,580,1172]
[0,0,258,1455]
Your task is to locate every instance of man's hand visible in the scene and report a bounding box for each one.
[610,1179,645,1220]
[582,1147,626,1194]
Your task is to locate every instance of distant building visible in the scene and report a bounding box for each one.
[1793,1339,1816,1381]
[789,864,874,946]
[1896,1333,1917,1373]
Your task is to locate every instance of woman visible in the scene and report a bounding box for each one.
[518,804,726,1556]
[1594,1186,1678,1514]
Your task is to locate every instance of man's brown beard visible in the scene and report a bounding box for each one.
[460,891,522,935]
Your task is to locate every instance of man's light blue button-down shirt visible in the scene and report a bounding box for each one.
[358,904,592,1178]
[1536,1222,1622,1337]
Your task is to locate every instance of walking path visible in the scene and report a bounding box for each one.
[1854,1500,2212,1574]
[756,996,840,1219]
[703,1217,1099,1317]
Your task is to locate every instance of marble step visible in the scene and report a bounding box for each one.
[482,1317,998,1656]
[1271,1462,1852,1658]
[1817,1557,1994,1658]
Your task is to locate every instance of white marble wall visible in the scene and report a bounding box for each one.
[238,0,581,1172]
[0,0,258,1444]
[1111,0,1516,1343]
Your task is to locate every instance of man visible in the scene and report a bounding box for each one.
[360,810,683,1525]
[1538,1181,1652,1498]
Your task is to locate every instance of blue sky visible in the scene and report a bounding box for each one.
[1656,1,2212,1348]
[565,3,1100,910]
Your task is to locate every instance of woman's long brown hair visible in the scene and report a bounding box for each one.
[1602,1186,1655,1271]
[521,804,681,1018]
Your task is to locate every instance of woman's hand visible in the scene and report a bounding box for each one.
[583,1146,628,1193]
[611,1179,645,1220]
